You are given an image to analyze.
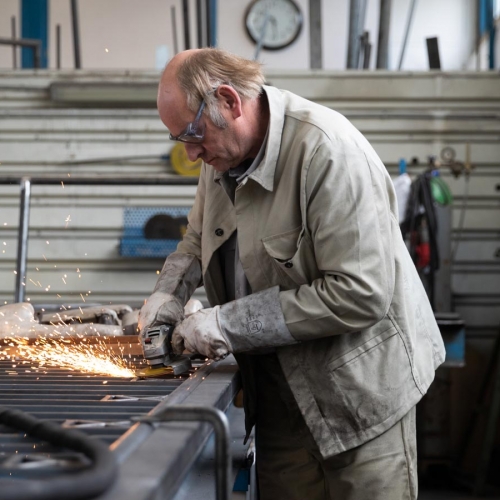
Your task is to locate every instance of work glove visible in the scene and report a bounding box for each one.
[138,253,202,337]
[172,287,298,359]
[137,292,185,335]
[172,306,231,360]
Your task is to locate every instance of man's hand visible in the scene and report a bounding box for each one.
[137,292,185,336]
[172,306,232,360]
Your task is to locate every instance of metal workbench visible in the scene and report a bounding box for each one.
[0,352,248,500]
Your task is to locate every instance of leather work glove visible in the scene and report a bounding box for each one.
[137,292,185,335]
[172,306,232,361]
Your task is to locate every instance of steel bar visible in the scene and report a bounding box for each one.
[205,0,212,47]
[397,0,418,70]
[376,0,391,69]
[140,406,231,500]
[0,38,41,68]
[171,6,179,55]
[14,178,31,303]
[111,360,218,462]
[70,0,81,69]
[196,0,204,48]
[11,16,17,69]
[56,24,61,69]
[346,0,367,68]
[170,5,179,56]
[182,0,190,50]
[309,0,322,69]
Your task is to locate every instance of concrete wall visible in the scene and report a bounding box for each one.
[0,0,477,71]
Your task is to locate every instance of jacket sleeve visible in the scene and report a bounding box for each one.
[279,141,396,341]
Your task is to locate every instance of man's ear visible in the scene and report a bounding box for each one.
[216,85,242,119]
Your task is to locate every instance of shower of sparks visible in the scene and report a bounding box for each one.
[65,215,71,228]
[4,335,136,378]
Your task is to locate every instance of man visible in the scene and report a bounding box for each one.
[139,48,445,500]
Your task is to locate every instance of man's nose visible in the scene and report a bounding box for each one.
[184,143,203,162]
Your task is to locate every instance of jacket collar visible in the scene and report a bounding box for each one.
[212,85,284,192]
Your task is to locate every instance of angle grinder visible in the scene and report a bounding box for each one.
[139,324,192,377]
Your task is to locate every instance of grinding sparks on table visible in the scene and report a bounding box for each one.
[3,335,136,378]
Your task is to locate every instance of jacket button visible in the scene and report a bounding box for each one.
[215,228,224,236]
[284,261,293,268]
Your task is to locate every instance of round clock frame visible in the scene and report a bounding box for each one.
[244,0,303,51]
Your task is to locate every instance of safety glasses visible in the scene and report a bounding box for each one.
[169,100,207,144]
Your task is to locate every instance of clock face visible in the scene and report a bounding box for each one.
[245,0,303,50]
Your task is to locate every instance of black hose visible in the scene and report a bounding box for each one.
[0,406,118,500]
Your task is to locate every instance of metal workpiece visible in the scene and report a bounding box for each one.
[138,406,231,500]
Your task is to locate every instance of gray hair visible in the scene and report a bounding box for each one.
[177,48,265,129]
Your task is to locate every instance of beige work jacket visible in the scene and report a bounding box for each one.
[177,85,445,458]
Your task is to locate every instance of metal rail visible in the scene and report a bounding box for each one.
[139,406,231,500]
[0,37,41,68]
[0,176,198,303]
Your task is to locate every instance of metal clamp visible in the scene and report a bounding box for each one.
[137,405,231,500]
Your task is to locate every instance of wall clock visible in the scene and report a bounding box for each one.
[245,0,303,51]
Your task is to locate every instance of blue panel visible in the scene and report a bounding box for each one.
[21,0,48,68]
[120,207,191,259]
[233,468,250,492]
[435,313,466,368]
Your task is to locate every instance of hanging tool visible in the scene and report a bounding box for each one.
[138,324,192,377]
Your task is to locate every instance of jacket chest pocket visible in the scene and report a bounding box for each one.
[261,226,320,288]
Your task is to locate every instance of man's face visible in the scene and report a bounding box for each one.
[158,90,243,173]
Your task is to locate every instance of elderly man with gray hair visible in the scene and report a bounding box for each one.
[138,48,445,500]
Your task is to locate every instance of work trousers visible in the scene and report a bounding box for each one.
[254,354,418,500]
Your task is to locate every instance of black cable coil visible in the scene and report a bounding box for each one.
[0,406,118,500]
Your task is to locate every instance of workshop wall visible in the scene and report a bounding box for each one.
[0,0,478,71]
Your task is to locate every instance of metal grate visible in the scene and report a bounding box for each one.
[0,357,190,468]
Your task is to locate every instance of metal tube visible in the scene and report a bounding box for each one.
[182,0,190,50]
[205,0,212,47]
[346,0,367,69]
[56,24,61,69]
[141,406,231,500]
[363,42,372,69]
[15,178,31,303]
[171,6,179,55]
[11,16,17,69]
[0,38,41,68]
[376,0,391,69]
[398,0,418,70]
[309,0,322,69]
[111,360,217,462]
[70,0,81,69]
[196,0,204,48]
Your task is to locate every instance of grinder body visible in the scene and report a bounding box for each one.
[141,324,192,375]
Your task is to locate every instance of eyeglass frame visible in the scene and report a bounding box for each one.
[168,98,208,144]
